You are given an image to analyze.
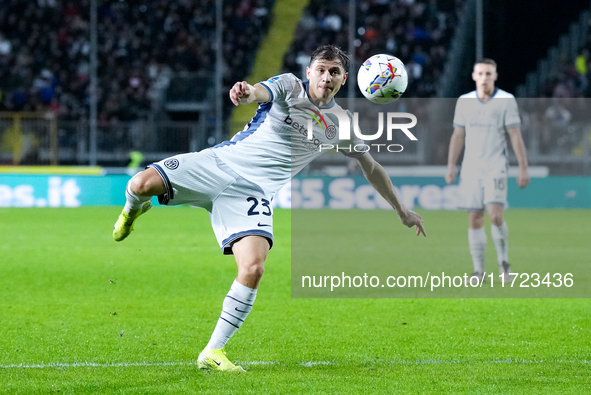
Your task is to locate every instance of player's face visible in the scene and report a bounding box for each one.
[472,63,497,93]
[306,59,348,102]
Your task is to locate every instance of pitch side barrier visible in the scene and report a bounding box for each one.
[277,172,590,210]
[0,169,589,208]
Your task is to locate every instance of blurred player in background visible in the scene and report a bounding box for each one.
[445,58,530,284]
[112,44,426,373]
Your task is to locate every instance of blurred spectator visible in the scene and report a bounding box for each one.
[543,98,573,153]
[574,48,589,94]
[575,48,588,75]
[0,33,11,56]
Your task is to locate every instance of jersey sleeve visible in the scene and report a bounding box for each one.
[504,97,521,129]
[453,98,466,129]
[257,73,298,104]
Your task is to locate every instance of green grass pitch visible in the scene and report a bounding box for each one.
[0,207,589,394]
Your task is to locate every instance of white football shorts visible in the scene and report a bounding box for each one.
[456,175,508,211]
[147,149,274,254]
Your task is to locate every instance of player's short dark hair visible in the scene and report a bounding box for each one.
[474,58,497,69]
[310,45,351,72]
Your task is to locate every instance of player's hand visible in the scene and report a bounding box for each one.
[399,209,427,237]
[229,81,255,106]
[517,167,530,188]
[444,168,455,184]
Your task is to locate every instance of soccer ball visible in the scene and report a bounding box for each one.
[357,54,408,104]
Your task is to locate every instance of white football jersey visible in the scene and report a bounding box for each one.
[453,88,521,178]
[211,73,364,195]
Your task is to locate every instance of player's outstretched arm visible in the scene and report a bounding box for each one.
[445,127,465,184]
[356,153,427,237]
[507,126,530,188]
[229,81,270,106]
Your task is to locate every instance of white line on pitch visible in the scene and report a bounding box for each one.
[0,359,588,369]
[0,361,195,369]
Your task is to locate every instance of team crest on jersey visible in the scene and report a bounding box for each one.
[326,125,337,140]
[164,158,179,170]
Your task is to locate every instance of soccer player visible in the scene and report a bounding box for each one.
[113,45,427,373]
[445,58,530,284]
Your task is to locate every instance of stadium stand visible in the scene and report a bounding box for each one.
[517,7,591,99]
[282,0,464,98]
[512,6,591,168]
[2,1,586,172]
[0,0,274,121]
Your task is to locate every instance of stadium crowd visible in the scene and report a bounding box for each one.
[0,0,465,124]
[0,0,273,121]
[517,12,591,158]
[283,0,464,98]
[536,12,591,99]
[542,46,590,99]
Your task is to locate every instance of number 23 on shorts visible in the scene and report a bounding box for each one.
[246,197,272,216]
